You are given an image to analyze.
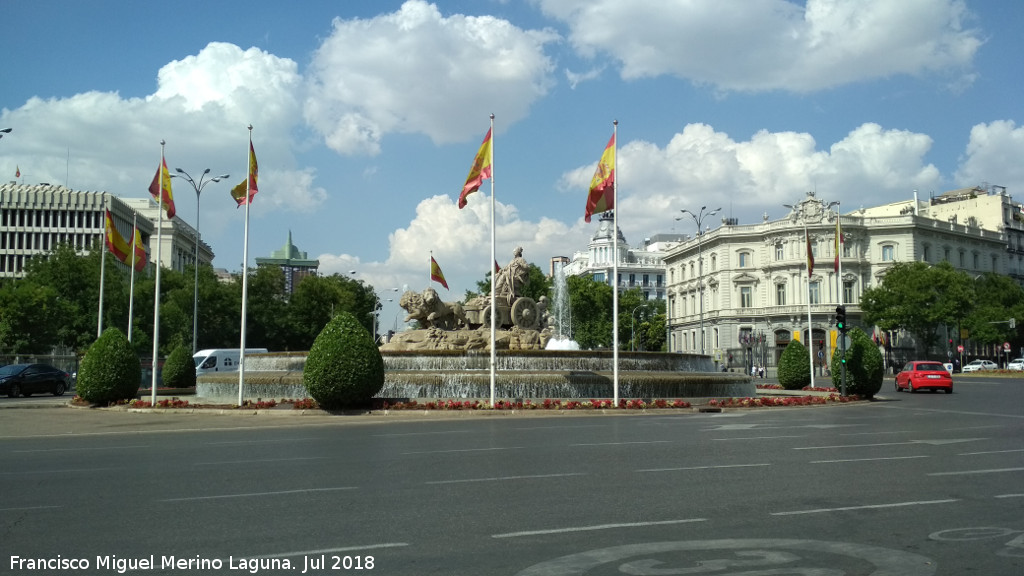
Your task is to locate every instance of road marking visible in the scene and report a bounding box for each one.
[255,543,409,558]
[929,467,1024,477]
[995,494,1024,499]
[207,437,321,445]
[0,505,61,511]
[374,430,468,437]
[426,473,585,485]
[401,446,523,455]
[193,456,328,465]
[959,449,1024,456]
[0,467,123,475]
[161,487,357,502]
[794,438,986,450]
[492,518,707,538]
[11,445,150,453]
[811,455,930,464]
[637,463,770,473]
[570,440,673,447]
[712,435,804,441]
[771,499,958,516]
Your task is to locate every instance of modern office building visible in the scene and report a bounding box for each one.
[1,183,212,279]
[255,231,319,295]
[562,212,685,301]
[663,187,1016,371]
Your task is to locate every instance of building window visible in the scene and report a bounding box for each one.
[973,253,979,269]
[689,262,695,277]
[775,243,784,260]
[740,286,752,308]
[739,251,751,268]
[881,245,895,262]
[710,254,717,271]
[843,242,851,258]
[943,247,950,262]
[959,250,965,267]
[809,281,820,304]
[922,245,930,262]
[843,281,854,304]
[776,284,786,306]
[811,241,819,258]
[992,255,998,272]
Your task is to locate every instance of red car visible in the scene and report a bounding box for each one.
[895,361,953,394]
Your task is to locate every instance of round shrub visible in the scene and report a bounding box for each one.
[778,338,811,390]
[77,327,141,405]
[162,344,197,389]
[303,311,384,409]
[830,327,883,398]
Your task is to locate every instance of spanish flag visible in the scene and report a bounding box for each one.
[806,229,814,275]
[584,132,615,222]
[131,226,147,272]
[459,128,492,209]
[231,142,259,207]
[148,157,175,219]
[430,256,449,290]
[104,210,132,264]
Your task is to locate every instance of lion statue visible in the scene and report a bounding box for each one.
[400,288,466,330]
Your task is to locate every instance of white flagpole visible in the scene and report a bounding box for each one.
[151,141,166,405]
[97,194,107,338]
[805,225,815,389]
[238,125,253,406]
[489,113,496,406]
[836,203,843,308]
[128,212,137,342]
[612,120,619,406]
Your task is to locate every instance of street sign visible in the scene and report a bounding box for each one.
[839,334,851,349]
[1004,342,1011,352]
[957,345,964,353]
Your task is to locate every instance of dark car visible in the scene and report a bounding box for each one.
[0,363,71,398]
[895,361,953,394]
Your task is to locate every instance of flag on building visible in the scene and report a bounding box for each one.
[584,132,615,222]
[104,209,132,264]
[131,226,147,272]
[148,157,175,219]
[15,166,19,178]
[834,217,843,272]
[805,229,814,275]
[459,128,492,209]
[431,256,449,290]
[231,142,259,207]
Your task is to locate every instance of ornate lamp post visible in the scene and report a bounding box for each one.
[676,206,721,355]
[173,168,229,354]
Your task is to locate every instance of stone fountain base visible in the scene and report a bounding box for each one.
[197,350,753,404]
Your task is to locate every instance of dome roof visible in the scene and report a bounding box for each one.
[591,212,627,244]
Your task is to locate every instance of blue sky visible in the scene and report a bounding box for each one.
[2,0,1022,330]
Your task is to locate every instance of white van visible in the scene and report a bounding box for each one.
[193,348,269,376]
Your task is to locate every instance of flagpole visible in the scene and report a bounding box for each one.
[836,203,843,308]
[97,194,107,338]
[128,212,137,342]
[805,225,815,389]
[238,125,253,406]
[612,120,619,406]
[151,141,166,405]
[488,113,496,406]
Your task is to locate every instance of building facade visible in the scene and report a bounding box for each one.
[664,189,1013,371]
[255,231,319,295]
[563,212,684,301]
[1,183,212,279]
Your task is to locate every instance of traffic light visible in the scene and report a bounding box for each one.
[835,306,847,332]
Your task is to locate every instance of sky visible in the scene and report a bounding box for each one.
[2,0,1023,332]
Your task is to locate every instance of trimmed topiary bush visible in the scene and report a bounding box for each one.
[76,327,141,405]
[778,338,811,390]
[830,327,883,398]
[162,344,197,389]
[303,311,384,409]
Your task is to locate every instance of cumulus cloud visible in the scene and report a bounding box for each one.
[304,0,559,155]
[537,0,982,91]
[955,120,1024,188]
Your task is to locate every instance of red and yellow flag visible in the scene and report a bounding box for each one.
[15,165,19,178]
[834,216,843,273]
[131,226,147,272]
[148,157,175,219]
[806,230,814,276]
[584,133,615,222]
[231,142,259,207]
[459,128,492,209]
[104,210,132,264]
[430,256,449,290]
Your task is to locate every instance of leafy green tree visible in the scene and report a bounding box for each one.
[962,273,1024,349]
[161,344,197,389]
[245,266,290,350]
[0,281,62,353]
[303,311,384,409]
[567,275,614,349]
[76,327,141,405]
[778,339,810,390]
[830,327,883,398]
[861,261,974,356]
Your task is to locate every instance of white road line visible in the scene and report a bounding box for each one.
[772,499,959,516]
[637,463,770,473]
[374,430,468,437]
[712,435,804,441]
[426,473,585,485]
[995,494,1024,499]
[0,505,61,511]
[570,440,673,447]
[811,455,931,464]
[255,543,409,558]
[207,438,321,445]
[11,445,150,453]
[0,467,123,475]
[794,442,909,450]
[401,447,523,455]
[193,456,328,465]
[492,518,707,538]
[161,487,357,502]
[929,467,1024,476]
[959,449,1024,456]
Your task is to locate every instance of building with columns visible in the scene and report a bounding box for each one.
[664,188,1013,372]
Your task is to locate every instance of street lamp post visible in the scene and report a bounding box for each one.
[676,206,721,355]
[172,168,229,354]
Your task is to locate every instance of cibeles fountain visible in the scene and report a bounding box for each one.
[374,248,752,400]
[200,249,752,403]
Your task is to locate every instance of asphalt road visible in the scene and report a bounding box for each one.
[1,375,1022,575]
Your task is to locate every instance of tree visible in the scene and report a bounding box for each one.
[963,273,1024,349]
[778,339,811,390]
[830,327,883,398]
[567,275,614,349]
[303,311,384,409]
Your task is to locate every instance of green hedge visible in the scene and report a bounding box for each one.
[303,311,384,409]
[76,327,141,405]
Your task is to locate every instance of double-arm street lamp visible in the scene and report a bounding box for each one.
[173,168,229,354]
[676,205,721,355]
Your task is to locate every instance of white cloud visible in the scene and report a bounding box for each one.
[304,0,559,155]
[537,0,982,91]
[955,120,1024,189]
